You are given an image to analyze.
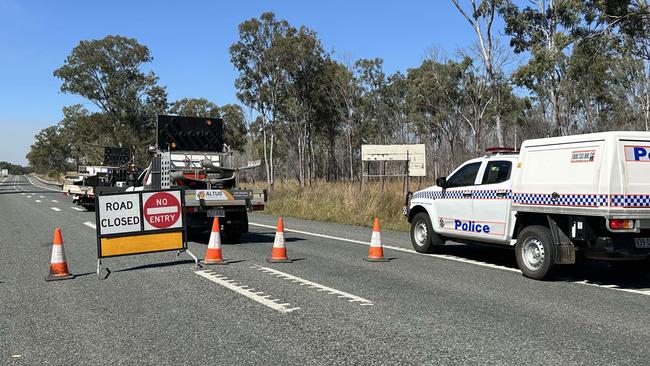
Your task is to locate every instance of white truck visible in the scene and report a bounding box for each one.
[405,132,650,279]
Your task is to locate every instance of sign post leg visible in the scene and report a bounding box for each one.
[178,249,201,268]
[96,259,102,279]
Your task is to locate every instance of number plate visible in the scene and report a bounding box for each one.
[206,208,225,218]
[634,238,650,249]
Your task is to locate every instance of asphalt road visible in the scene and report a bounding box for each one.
[1,175,649,365]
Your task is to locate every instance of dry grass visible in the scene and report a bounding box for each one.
[250,179,432,232]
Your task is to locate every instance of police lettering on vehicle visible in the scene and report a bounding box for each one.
[625,146,650,162]
[454,219,490,234]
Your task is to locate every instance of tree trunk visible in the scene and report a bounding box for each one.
[494,113,504,146]
[270,131,275,191]
[262,123,271,192]
[348,130,354,181]
[550,86,561,136]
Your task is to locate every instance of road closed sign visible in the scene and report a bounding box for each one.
[97,194,141,235]
[142,191,182,231]
[95,189,186,259]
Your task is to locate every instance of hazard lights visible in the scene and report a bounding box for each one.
[95,189,186,258]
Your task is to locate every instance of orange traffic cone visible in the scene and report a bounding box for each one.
[46,228,74,281]
[267,217,292,263]
[364,218,390,262]
[204,217,227,265]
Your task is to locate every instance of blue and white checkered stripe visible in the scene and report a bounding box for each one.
[412,190,512,200]
[611,194,650,207]
[512,193,608,207]
[413,190,650,208]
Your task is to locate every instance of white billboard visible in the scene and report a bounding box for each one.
[361,144,426,177]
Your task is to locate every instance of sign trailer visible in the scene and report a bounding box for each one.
[94,189,199,277]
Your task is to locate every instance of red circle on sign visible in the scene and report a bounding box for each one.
[143,192,182,229]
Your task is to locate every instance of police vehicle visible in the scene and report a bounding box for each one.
[404,132,650,279]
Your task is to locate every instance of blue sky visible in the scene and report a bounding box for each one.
[0,0,510,165]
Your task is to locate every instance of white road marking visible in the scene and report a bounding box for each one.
[51,199,58,203]
[195,269,299,314]
[83,221,96,229]
[50,207,61,212]
[26,195,32,198]
[253,265,374,306]
[39,195,44,198]
[35,200,42,203]
[573,280,650,297]
[24,176,61,192]
[71,207,84,211]
[249,222,521,273]
[249,222,650,298]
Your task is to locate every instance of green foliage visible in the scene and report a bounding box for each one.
[53,35,168,165]
[0,161,30,175]
[26,125,72,174]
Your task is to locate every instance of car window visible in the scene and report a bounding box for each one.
[482,160,512,185]
[446,162,481,188]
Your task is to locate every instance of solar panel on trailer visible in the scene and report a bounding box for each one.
[104,147,131,166]
[157,115,224,152]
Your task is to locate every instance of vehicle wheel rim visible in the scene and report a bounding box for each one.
[414,221,428,247]
[522,237,545,271]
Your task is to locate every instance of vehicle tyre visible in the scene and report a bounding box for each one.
[515,225,557,280]
[609,260,650,277]
[410,212,444,253]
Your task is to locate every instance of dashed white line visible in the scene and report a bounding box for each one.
[26,195,32,198]
[51,199,58,203]
[249,222,520,273]
[50,207,61,212]
[71,207,84,211]
[195,269,299,313]
[253,265,374,306]
[35,200,42,203]
[39,195,44,198]
[249,222,650,297]
[83,221,96,229]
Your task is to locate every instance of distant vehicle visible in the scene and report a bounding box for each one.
[63,147,140,211]
[128,115,266,242]
[0,169,8,176]
[405,132,650,279]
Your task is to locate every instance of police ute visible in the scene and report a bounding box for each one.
[404,132,650,279]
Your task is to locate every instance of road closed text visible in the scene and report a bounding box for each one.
[100,215,140,229]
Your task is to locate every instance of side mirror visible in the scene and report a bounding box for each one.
[436,176,447,188]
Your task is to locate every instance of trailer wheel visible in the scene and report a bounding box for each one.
[516,225,557,280]
[410,212,444,253]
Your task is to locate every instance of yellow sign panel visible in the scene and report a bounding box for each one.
[100,232,183,257]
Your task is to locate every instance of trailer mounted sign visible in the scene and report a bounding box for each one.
[95,189,186,259]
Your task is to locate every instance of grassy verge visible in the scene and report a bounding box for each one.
[254,180,431,232]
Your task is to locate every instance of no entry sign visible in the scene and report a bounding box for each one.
[142,191,182,230]
[95,189,186,259]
